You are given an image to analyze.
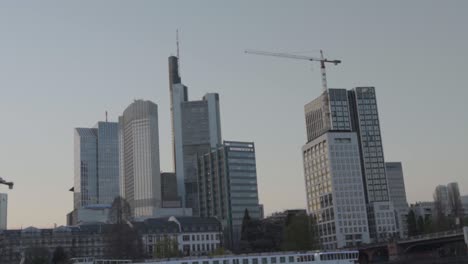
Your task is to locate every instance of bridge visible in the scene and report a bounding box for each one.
[358,227,468,263]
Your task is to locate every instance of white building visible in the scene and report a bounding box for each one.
[0,193,7,229]
[303,132,370,249]
[136,216,223,257]
[119,100,161,218]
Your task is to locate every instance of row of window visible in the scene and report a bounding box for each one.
[182,234,220,241]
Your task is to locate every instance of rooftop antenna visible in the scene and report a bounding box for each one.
[176,29,182,78]
[105,111,108,122]
[176,29,180,59]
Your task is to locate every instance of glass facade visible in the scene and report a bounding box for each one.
[74,122,119,210]
[97,122,119,205]
[74,128,98,209]
[349,87,388,203]
[197,141,260,249]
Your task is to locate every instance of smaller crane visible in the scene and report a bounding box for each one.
[244,49,341,92]
[0,177,13,189]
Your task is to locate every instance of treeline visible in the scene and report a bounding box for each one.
[238,209,320,253]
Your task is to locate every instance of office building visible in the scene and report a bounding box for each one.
[0,193,7,230]
[302,87,397,246]
[161,172,181,208]
[461,195,468,216]
[169,55,222,215]
[119,100,161,218]
[410,202,434,221]
[136,216,223,257]
[447,182,463,217]
[197,141,261,249]
[303,132,370,249]
[74,121,119,209]
[0,217,222,264]
[433,185,450,216]
[386,162,409,238]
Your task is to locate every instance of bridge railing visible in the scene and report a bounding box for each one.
[399,229,463,242]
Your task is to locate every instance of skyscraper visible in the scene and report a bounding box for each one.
[119,100,161,218]
[386,162,409,238]
[197,141,261,249]
[169,55,222,215]
[0,193,7,230]
[303,132,370,248]
[303,87,397,246]
[74,121,119,209]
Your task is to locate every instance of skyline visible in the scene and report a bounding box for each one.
[1,0,467,228]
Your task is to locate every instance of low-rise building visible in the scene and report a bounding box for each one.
[0,216,222,263]
[135,216,222,257]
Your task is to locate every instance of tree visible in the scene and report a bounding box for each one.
[240,209,252,241]
[108,196,132,224]
[447,183,463,226]
[407,210,418,236]
[416,216,425,235]
[433,190,449,232]
[209,247,226,257]
[153,235,181,258]
[281,214,316,251]
[52,246,69,264]
[24,247,50,264]
[107,197,143,260]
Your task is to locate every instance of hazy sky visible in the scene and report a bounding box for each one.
[1,1,467,228]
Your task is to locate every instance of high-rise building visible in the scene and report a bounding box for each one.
[119,100,161,218]
[348,87,388,203]
[447,182,463,218]
[74,121,119,209]
[303,132,370,249]
[161,172,181,208]
[433,185,449,216]
[303,87,397,246]
[74,127,98,208]
[169,55,222,215]
[0,193,7,230]
[197,141,261,249]
[385,162,409,238]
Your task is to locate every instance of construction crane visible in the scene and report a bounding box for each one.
[244,49,341,92]
[0,177,13,189]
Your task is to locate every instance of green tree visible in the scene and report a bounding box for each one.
[208,247,226,256]
[423,215,433,234]
[281,214,316,251]
[24,247,50,264]
[52,246,69,264]
[107,197,143,260]
[153,235,181,258]
[417,216,425,235]
[407,210,418,236]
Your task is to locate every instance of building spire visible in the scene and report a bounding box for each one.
[176,29,180,59]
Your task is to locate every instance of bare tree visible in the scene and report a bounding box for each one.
[108,196,132,224]
[447,183,463,226]
[433,191,449,231]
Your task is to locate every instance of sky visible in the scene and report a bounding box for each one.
[0,1,467,228]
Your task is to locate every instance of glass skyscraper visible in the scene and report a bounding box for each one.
[169,55,222,216]
[197,141,261,249]
[74,122,119,209]
[303,87,398,246]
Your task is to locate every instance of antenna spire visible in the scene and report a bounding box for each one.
[105,111,108,122]
[176,29,180,59]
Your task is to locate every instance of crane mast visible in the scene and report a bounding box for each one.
[244,49,341,92]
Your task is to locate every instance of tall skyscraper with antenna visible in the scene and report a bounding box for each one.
[168,35,222,216]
